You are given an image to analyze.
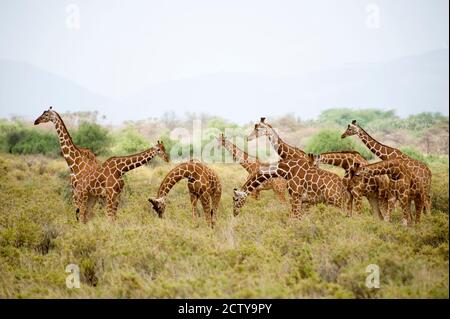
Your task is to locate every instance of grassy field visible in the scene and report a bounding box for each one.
[0,153,448,298]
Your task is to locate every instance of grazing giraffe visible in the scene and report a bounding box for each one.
[341,120,432,216]
[233,158,351,218]
[351,159,424,226]
[309,151,390,219]
[74,141,169,222]
[218,134,287,202]
[149,161,222,227]
[247,117,307,160]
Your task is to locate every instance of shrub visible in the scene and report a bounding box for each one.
[112,127,149,155]
[305,129,373,159]
[7,129,60,156]
[73,122,111,156]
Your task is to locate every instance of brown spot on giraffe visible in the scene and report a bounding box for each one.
[149,161,222,227]
[218,134,287,202]
[233,158,351,219]
[309,151,390,219]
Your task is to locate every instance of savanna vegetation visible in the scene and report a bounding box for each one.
[0,108,448,298]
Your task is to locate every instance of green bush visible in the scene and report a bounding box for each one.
[317,108,398,127]
[73,122,111,156]
[305,129,373,159]
[112,127,149,155]
[5,128,60,156]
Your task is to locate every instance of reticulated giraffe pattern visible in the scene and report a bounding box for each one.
[233,157,352,219]
[351,159,424,226]
[34,107,169,223]
[149,161,222,227]
[341,120,432,217]
[218,134,287,202]
[309,151,390,219]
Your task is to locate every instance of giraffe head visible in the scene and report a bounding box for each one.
[34,106,57,125]
[156,140,170,163]
[247,117,272,141]
[346,162,366,193]
[148,197,166,217]
[307,153,320,167]
[232,188,248,216]
[348,162,371,181]
[341,120,359,139]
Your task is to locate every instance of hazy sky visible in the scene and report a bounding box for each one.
[0,0,448,100]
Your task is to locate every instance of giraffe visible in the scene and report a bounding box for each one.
[233,158,351,218]
[34,107,170,222]
[247,117,308,160]
[308,151,390,219]
[218,134,287,202]
[341,120,432,216]
[34,107,101,218]
[148,161,222,227]
[351,159,424,226]
[74,141,169,223]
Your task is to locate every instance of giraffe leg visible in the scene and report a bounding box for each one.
[384,190,396,223]
[189,192,199,219]
[210,189,222,228]
[399,194,412,227]
[86,196,97,220]
[424,193,431,215]
[253,189,261,200]
[273,182,286,203]
[78,194,89,224]
[367,195,382,220]
[413,195,424,225]
[290,195,303,219]
[378,195,389,220]
[199,193,213,227]
[106,191,120,222]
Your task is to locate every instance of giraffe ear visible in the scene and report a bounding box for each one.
[351,120,357,124]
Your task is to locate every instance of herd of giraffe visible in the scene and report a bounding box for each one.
[34,108,432,227]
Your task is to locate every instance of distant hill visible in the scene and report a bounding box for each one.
[121,49,449,123]
[0,49,448,124]
[0,59,114,121]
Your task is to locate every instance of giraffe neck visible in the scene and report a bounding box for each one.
[52,113,85,172]
[363,160,402,177]
[319,152,368,171]
[112,146,160,175]
[266,127,306,160]
[222,138,258,174]
[242,163,288,194]
[356,126,402,160]
[157,164,192,198]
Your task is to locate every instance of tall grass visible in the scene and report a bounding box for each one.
[0,153,448,298]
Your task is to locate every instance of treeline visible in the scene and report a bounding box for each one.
[0,109,448,163]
